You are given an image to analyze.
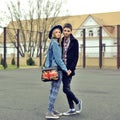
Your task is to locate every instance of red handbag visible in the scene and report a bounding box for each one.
[41,42,59,82]
[41,67,59,82]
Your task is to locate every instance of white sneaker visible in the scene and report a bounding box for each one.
[53,110,62,116]
[45,112,59,119]
[62,109,77,116]
[76,99,82,113]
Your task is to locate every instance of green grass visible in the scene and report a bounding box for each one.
[0,64,39,70]
[0,64,17,70]
[19,65,39,69]
[0,65,4,70]
[7,65,18,69]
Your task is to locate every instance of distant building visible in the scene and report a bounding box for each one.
[0,11,120,58]
[74,13,119,58]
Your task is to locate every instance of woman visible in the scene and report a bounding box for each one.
[45,25,70,119]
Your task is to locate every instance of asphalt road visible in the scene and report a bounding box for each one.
[0,68,120,120]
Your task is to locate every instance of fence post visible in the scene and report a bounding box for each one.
[3,27,7,69]
[17,29,20,68]
[39,32,42,66]
[117,25,120,69]
[82,29,86,68]
[99,26,102,69]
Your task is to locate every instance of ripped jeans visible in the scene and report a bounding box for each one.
[48,71,62,112]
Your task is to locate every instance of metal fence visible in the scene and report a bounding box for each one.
[0,27,42,69]
[0,25,120,69]
[74,25,120,69]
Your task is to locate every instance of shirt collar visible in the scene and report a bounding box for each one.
[64,37,70,41]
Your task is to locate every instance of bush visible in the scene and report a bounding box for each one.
[26,57,35,66]
[1,58,4,65]
[1,58,7,68]
[11,58,15,65]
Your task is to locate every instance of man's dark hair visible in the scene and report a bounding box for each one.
[63,23,72,31]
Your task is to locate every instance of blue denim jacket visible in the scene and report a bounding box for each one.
[45,39,67,72]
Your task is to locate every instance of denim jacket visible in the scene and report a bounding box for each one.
[45,39,67,72]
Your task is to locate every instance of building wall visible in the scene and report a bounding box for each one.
[74,16,117,58]
[78,38,117,58]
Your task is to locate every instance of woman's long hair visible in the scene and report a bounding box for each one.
[51,29,62,45]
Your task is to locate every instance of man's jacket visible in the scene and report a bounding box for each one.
[61,34,79,76]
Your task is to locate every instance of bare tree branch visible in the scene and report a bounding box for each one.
[2,0,68,57]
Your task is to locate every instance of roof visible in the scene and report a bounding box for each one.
[0,11,120,43]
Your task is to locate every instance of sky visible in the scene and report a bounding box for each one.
[0,0,120,16]
[0,0,120,27]
[63,0,120,15]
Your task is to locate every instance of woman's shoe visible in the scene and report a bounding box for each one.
[53,110,62,116]
[45,112,59,119]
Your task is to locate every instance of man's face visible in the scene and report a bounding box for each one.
[63,27,72,38]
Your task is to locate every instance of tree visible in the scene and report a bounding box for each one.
[2,0,68,57]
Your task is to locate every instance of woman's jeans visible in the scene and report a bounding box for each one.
[48,71,62,112]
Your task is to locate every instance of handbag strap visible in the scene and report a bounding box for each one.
[42,42,52,68]
[42,56,46,68]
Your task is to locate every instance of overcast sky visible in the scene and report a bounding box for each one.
[64,0,120,15]
[0,0,119,31]
[0,0,120,16]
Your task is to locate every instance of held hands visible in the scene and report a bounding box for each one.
[67,70,72,76]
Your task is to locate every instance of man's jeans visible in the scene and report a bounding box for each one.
[62,73,79,109]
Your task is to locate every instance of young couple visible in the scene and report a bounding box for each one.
[45,23,82,119]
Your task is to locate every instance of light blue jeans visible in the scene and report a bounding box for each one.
[48,71,62,112]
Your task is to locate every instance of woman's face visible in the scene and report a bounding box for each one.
[52,28,61,39]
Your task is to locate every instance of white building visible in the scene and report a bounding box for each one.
[74,14,118,58]
[0,11,120,65]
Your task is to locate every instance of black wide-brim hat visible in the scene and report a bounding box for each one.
[49,25,62,39]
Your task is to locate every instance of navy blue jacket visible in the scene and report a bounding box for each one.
[61,34,79,76]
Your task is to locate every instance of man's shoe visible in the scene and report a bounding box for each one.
[76,99,82,113]
[53,110,62,116]
[45,112,59,119]
[62,109,77,116]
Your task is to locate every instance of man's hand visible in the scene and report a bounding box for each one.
[67,70,72,76]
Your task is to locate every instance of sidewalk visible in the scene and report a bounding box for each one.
[0,68,120,120]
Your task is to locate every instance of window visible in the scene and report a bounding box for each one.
[97,29,100,36]
[89,30,93,37]
[80,31,83,37]
[102,44,106,52]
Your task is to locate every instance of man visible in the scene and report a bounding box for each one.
[61,23,82,115]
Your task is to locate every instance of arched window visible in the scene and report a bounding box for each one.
[89,30,93,37]
[97,29,100,36]
[102,44,106,52]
